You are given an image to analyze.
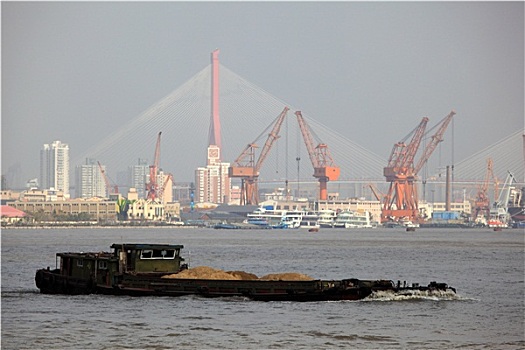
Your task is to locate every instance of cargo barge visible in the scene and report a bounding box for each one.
[35,243,456,302]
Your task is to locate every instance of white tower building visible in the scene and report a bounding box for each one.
[40,140,70,197]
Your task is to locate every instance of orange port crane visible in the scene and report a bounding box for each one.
[97,161,118,195]
[382,110,456,223]
[146,132,162,201]
[472,158,494,221]
[295,111,340,200]
[229,107,289,205]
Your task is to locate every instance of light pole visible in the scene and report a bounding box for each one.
[296,156,301,198]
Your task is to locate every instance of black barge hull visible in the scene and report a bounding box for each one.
[35,269,455,302]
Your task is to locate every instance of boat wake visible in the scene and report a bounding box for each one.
[364,289,465,302]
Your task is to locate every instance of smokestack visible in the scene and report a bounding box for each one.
[208,49,221,150]
[446,165,451,211]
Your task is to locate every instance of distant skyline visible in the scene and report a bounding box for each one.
[2,2,523,189]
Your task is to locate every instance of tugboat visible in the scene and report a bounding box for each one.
[35,243,457,301]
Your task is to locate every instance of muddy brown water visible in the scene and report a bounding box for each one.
[1,227,524,349]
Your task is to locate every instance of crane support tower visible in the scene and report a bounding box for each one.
[229,107,290,205]
[382,110,456,224]
[295,111,340,201]
[146,132,162,201]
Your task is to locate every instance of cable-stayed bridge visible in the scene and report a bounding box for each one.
[74,64,524,198]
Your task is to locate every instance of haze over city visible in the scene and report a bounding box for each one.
[2,2,523,190]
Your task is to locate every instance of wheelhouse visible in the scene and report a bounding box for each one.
[54,243,185,283]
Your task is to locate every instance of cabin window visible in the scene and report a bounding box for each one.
[140,249,176,259]
[98,260,108,269]
[77,259,84,267]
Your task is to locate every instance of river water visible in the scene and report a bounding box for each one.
[1,227,524,349]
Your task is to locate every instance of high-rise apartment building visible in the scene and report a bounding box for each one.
[40,140,70,197]
[129,158,149,199]
[195,145,230,204]
[75,158,106,198]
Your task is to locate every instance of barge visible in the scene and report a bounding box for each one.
[35,243,456,302]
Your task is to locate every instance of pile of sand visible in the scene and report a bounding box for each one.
[259,273,314,281]
[162,266,313,281]
[162,266,239,280]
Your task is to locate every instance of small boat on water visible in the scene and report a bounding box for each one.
[35,243,457,302]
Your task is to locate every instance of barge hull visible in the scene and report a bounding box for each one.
[35,269,454,302]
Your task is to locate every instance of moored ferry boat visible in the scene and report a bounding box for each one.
[318,210,337,228]
[35,243,457,302]
[246,207,303,229]
[333,211,373,228]
[299,212,320,229]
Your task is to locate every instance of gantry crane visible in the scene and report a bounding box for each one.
[382,110,456,223]
[146,132,162,201]
[472,158,494,222]
[229,107,289,205]
[295,111,340,201]
[97,161,118,196]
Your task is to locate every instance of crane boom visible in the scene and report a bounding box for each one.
[295,111,340,200]
[97,161,118,196]
[295,111,319,168]
[146,132,162,201]
[256,107,289,171]
[228,107,289,205]
[384,117,428,179]
[159,173,174,203]
[97,161,111,196]
[414,110,456,175]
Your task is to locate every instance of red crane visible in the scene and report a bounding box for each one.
[146,132,162,201]
[382,117,429,222]
[472,158,494,222]
[295,111,340,201]
[229,107,289,205]
[381,110,456,223]
[97,161,118,196]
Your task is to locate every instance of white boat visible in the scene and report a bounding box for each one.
[333,211,373,228]
[299,212,320,229]
[318,210,337,228]
[399,219,420,228]
[246,207,302,229]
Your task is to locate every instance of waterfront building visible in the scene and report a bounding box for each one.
[9,198,117,222]
[21,188,66,202]
[40,140,70,197]
[127,199,164,221]
[75,158,106,199]
[195,145,231,204]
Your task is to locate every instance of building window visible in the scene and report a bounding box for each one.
[77,259,84,267]
[140,249,176,260]
[98,260,108,269]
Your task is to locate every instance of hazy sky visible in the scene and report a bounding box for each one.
[2,1,523,188]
